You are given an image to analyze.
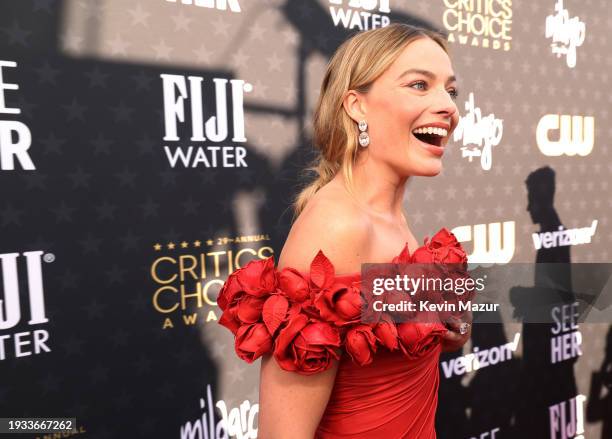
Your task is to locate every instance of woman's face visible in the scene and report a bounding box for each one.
[359,37,460,177]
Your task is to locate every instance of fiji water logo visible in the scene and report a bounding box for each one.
[545,0,585,68]
[166,0,241,13]
[160,74,251,168]
[328,0,390,30]
[453,92,503,171]
[549,394,586,439]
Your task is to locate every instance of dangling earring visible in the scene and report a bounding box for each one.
[358,120,369,147]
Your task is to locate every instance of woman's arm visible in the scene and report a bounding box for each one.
[258,353,339,438]
[257,197,370,438]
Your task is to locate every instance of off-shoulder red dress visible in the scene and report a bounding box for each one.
[217,228,469,439]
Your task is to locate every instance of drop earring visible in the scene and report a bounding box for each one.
[358,120,369,147]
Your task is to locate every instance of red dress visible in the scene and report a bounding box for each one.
[217,228,469,439]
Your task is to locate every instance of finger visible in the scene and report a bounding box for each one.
[442,330,462,342]
[444,316,462,332]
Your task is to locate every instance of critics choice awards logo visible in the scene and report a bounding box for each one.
[150,235,273,330]
[0,251,53,362]
[328,0,391,30]
[442,0,512,51]
[161,74,252,168]
[0,60,35,171]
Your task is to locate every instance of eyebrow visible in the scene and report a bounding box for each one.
[396,68,457,85]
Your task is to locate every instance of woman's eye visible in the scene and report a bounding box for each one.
[409,82,459,100]
[409,81,427,90]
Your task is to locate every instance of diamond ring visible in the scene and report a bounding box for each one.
[459,322,471,335]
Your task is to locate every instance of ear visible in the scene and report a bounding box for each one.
[342,90,367,123]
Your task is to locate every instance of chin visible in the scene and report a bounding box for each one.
[409,158,443,177]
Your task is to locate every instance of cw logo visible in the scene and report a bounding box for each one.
[451,221,515,266]
[536,114,594,157]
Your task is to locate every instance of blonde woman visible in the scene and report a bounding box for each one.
[218,23,472,438]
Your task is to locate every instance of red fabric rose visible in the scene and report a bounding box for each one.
[374,314,400,351]
[345,325,378,365]
[419,228,468,266]
[217,257,278,334]
[235,322,273,363]
[397,320,447,359]
[314,282,363,326]
[274,313,341,375]
[261,294,301,337]
[278,267,310,303]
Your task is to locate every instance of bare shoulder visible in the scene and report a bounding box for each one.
[278,185,372,275]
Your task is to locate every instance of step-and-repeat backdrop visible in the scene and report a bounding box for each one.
[1,0,610,438]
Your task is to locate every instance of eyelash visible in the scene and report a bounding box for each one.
[409,80,459,100]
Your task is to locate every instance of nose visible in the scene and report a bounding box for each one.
[432,87,458,122]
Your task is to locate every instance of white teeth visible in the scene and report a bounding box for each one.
[412,127,448,137]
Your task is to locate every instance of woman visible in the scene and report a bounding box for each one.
[218,23,472,438]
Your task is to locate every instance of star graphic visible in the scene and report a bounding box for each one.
[152,40,173,61]
[84,66,109,88]
[182,197,201,215]
[141,198,160,218]
[115,168,137,187]
[193,240,202,247]
[52,202,76,223]
[128,3,150,26]
[68,166,92,188]
[193,43,213,63]
[171,10,193,32]
[1,204,24,226]
[110,101,135,123]
[120,230,141,251]
[107,34,130,56]
[79,234,102,254]
[132,70,153,91]
[267,52,283,72]
[154,243,162,251]
[167,242,176,250]
[63,98,87,122]
[91,133,113,155]
[2,20,31,46]
[95,201,118,221]
[36,61,60,85]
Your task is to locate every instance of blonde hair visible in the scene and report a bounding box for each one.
[292,23,450,219]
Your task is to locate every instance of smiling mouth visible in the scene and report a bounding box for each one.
[412,131,443,147]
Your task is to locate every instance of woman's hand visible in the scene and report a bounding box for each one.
[440,310,472,352]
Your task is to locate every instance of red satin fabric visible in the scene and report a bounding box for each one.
[314,273,441,439]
